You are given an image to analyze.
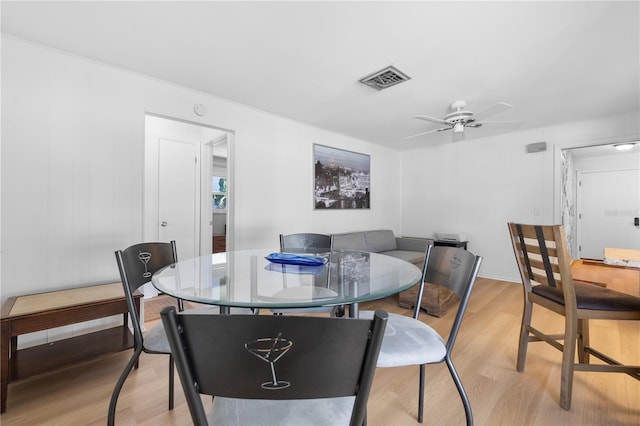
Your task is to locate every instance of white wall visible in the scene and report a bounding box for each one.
[1,35,403,301]
[400,115,640,282]
[1,36,402,346]
[573,150,640,171]
[2,35,639,345]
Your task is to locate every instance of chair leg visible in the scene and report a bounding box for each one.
[577,319,590,364]
[418,364,425,423]
[517,297,533,372]
[169,354,174,410]
[560,315,577,410]
[107,347,143,426]
[445,356,473,426]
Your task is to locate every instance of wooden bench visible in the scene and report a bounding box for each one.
[1,282,141,413]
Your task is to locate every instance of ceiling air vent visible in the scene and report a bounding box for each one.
[359,65,411,90]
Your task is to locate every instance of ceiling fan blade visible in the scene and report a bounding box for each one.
[472,102,513,121]
[479,120,524,129]
[413,115,447,125]
[403,126,451,139]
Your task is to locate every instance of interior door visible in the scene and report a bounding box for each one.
[145,114,231,259]
[577,169,640,259]
[158,137,200,260]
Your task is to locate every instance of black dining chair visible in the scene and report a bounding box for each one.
[359,244,482,425]
[279,233,333,253]
[271,233,339,316]
[161,305,388,425]
[108,241,179,426]
[108,241,255,425]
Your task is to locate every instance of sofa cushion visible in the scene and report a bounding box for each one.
[333,232,368,251]
[364,230,397,253]
[381,250,424,266]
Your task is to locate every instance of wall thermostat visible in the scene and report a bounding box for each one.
[194,103,207,116]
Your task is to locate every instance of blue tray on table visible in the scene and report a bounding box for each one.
[265,253,328,267]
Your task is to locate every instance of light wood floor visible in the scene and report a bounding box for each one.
[1,278,638,425]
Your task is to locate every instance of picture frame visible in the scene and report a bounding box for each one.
[313,144,370,210]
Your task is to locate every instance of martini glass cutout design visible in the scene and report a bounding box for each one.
[302,239,313,250]
[245,333,293,389]
[138,251,152,278]
[446,254,462,285]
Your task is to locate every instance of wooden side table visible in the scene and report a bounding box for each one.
[1,282,141,412]
[572,258,640,297]
[213,234,226,253]
[434,240,468,250]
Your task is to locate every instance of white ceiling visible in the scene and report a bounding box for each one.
[2,1,639,150]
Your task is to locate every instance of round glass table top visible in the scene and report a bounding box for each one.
[152,248,422,309]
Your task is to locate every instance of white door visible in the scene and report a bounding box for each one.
[158,137,200,260]
[145,115,230,258]
[577,169,640,259]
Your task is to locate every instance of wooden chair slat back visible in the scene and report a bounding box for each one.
[508,223,573,293]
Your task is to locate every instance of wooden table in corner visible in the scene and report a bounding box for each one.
[571,248,640,297]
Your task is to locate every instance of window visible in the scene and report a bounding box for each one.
[212,176,227,210]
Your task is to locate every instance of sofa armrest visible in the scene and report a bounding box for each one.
[395,237,431,253]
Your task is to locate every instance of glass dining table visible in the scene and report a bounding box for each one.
[152,248,423,317]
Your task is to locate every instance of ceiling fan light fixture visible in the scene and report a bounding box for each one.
[453,122,465,133]
[613,143,636,151]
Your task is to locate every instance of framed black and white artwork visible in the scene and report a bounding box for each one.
[313,144,370,210]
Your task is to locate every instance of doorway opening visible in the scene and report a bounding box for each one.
[560,142,639,259]
[210,135,229,253]
[143,114,232,265]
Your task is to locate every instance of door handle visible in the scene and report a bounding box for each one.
[161,221,168,227]
[634,217,639,227]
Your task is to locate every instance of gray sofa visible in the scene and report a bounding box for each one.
[332,229,429,268]
[332,229,457,317]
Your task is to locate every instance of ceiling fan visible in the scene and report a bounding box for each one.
[404,100,523,140]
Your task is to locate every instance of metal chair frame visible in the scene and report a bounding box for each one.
[360,244,482,425]
[273,233,340,316]
[107,241,180,425]
[161,306,388,426]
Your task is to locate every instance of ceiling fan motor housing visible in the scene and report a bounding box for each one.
[445,100,473,126]
[444,110,474,125]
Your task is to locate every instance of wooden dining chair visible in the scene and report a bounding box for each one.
[507,223,640,410]
[359,244,482,425]
[161,305,388,426]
